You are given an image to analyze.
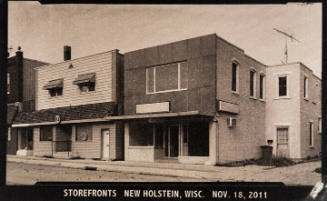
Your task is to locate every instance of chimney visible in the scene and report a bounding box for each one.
[64,45,71,61]
[16,46,23,102]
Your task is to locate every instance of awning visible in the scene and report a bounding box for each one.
[43,79,63,90]
[105,111,201,120]
[73,73,96,85]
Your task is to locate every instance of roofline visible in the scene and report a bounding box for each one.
[268,61,321,79]
[12,118,110,127]
[23,57,49,65]
[123,33,218,55]
[34,49,120,70]
[105,110,203,120]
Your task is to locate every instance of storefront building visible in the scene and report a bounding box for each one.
[12,47,124,160]
[119,34,267,165]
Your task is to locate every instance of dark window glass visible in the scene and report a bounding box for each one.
[154,125,163,148]
[304,77,307,98]
[156,63,178,92]
[183,125,188,143]
[250,71,255,96]
[76,124,92,141]
[260,74,264,99]
[279,76,287,96]
[129,122,153,146]
[40,126,53,141]
[180,62,188,89]
[232,62,238,91]
[49,88,63,97]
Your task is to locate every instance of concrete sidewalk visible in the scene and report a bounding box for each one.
[6,155,321,184]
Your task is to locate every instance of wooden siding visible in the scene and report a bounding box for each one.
[33,127,53,157]
[36,51,115,110]
[71,123,118,159]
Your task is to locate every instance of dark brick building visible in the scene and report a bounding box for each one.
[7,49,48,155]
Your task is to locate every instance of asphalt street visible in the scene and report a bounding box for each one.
[6,162,210,185]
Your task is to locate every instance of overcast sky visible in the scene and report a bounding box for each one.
[8,2,322,76]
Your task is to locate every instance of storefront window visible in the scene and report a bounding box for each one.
[129,122,153,146]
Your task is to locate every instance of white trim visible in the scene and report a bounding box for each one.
[146,61,187,94]
[12,118,109,128]
[309,121,314,147]
[276,73,290,98]
[318,117,322,134]
[304,74,309,100]
[231,60,240,94]
[259,72,265,101]
[249,69,256,98]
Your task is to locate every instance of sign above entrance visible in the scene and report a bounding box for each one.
[217,100,239,114]
[55,115,61,124]
[136,102,170,114]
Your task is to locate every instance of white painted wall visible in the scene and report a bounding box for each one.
[265,63,301,158]
[36,51,115,110]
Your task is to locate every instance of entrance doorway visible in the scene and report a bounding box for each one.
[276,127,289,157]
[101,129,110,160]
[165,125,179,158]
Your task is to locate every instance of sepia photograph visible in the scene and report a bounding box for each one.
[3,1,324,198]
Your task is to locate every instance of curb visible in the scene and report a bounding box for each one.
[7,157,213,180]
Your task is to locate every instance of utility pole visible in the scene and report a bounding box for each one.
[273,28,301,64]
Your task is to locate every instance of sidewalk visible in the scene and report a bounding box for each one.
[6,155,321,185]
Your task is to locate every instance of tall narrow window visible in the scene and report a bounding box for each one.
[250,70,256,97]
[304,76,308,99]
[309,122,314,146]
[278,76,287,97]
[232,62,239,92]
[318,117,322,134]
[7,73,10,94]
[259,74,265,99]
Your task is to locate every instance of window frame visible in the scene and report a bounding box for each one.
[75,124,93,142]
[7,73,10,95]
[318,117,322,134]
[259,73,265,100]
[304,75,309,100]
[8,127,11,141]
[146,61,188,94]
[40,126,53,141]
[49,88,63,97]
[231,60,240,94]
[278,75,288,98]
[249,69,256,98]
[309,121,314,147]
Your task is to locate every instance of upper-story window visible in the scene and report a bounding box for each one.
[43,78,63,97]
[232,61,239,93]
[146,61,188,94]
[318,117,322,134]
[278,76,287,97]
[259,73,265,100]
[73,73,96,93]
[309,122,314,146]
[304,76,308,99]
[7,73,10,95]
[249,70,256,97]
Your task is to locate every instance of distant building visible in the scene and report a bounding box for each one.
[7,48,48,155]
